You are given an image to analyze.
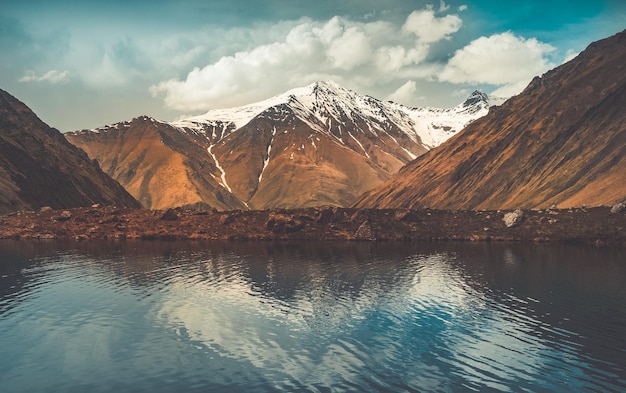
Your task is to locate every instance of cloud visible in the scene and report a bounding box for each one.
[150,24,330,111]
[387,80,418,103]
[439,32,555,96]
[151,7,464,112]
[375,45,429,73]
[327,24,373,70]
[401,7,462,44]
[18,69,70,84]
[438,0,451,12]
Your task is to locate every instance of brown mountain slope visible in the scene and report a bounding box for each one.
[354,29,626,210]
[0,89,140,215]
[66,117,247,210]
[68,82,457,210]
[66,82,501,211]
[200,104,409,209]
[67,111,404,210]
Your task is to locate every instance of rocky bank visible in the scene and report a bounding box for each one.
[1,206,624,246]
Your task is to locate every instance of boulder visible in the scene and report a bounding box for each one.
[394,209,420,222]
[610,203,625,214]
[354,221,375,240]
[265,213,303,234]
[160,209,179,221]
[52,210,72,222]
[503,209,524,228]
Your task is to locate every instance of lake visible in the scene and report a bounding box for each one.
[1,240,625,392]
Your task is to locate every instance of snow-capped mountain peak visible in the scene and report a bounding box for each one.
[173,81,338,131]
[462,90,490,107]
[68,80,507,211]
[460,90,508,112]
[389,90,508,148]
[172,81,505,149]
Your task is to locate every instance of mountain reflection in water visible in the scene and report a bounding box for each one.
[1,240,625,392]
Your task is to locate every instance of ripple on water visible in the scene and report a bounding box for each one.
[0,241,625,392]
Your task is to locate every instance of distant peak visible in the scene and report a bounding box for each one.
[462,90,508,108]
[469,90,487,98]
[462,91,489,107]
[132,115,161,123]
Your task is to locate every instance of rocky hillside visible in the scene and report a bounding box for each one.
[0,89,140,215]
[354,29,626,210]
[67,82,501,210]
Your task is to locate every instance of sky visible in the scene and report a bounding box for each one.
[1,0,625,132]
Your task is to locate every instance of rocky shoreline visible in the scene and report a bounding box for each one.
[1,205,624,246]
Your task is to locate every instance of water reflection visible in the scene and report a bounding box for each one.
[446,244,626,391]
[0,240,625,392]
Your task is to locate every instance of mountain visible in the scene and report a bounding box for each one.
[354,29,626,210]
[0,89,140,215]
[66,81,502,210]
[66,116,247,211]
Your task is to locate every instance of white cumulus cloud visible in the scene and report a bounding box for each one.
[402,7,462,43]
[439,32,555,96]
[18,69,70,84]
[151,8,464,112]
[327,25,372,70]
[375,45,429,72]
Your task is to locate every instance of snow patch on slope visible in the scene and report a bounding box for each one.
[389,91,506,148]
[208,144,232,193]
[258,127,277,183]
[180,84,316,130]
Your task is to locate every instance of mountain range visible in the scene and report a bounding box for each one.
[66,82,502,210]
[2,29,624,217]
[0,89,140,215]
[354,29,626,210]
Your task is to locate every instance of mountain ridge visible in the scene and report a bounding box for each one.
[67,82,501,210]
[174,81,505,150]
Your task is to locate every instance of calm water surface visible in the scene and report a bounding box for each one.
[0,240,625,392]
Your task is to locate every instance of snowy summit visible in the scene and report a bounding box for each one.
[172,81,506,149]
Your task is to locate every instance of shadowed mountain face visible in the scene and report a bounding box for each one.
[67,82,499,210]
[0,89,140,215]
[354,29,626,210]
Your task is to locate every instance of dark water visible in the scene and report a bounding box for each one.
[0,240,625,392]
